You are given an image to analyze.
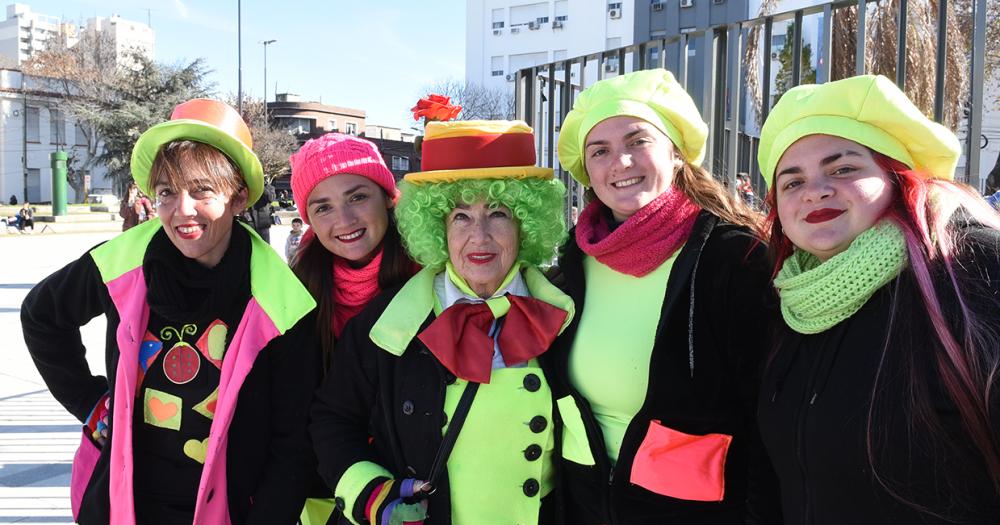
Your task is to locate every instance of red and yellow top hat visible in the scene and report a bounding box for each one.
[404,120,553,184]
[130,99,265,206]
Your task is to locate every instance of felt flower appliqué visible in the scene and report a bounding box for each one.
[411,93,462,122]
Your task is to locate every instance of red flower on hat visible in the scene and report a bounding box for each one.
[411,94,462,122]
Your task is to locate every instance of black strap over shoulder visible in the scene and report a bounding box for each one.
[426,380,479,492]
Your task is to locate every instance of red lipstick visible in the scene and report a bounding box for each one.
[804,208,845,224]
[466,253,496,265]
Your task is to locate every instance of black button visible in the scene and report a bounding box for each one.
[335,497,345,511]
[444,372,457,385]
[523,478,539,497]
[529,415,547,433]
[523,373,541,392]
[402,400,414,415]
[524,444,542,461]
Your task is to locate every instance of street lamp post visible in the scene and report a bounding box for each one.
[260,39,277,105]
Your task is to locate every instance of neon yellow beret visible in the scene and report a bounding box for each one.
[557,69,708,187]
[758,75,961,188]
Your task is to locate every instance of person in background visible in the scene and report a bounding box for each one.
[20,99,319,525]
[286,217,305,263]
[9,194,17,205]
[246,183,275,242]
[16,201,34,233]
[548,68,776,524]
[121,181,155,231]
[758,75,1000,524]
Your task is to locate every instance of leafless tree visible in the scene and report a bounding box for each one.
[225,94,298,184]
[420,79,516,121]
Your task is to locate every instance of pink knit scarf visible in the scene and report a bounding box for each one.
[575,187,701,277]
[332,248,383,337]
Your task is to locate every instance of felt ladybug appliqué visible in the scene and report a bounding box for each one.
[160,324,201,385]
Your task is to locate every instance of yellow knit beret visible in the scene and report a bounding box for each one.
[557,69,708,187]
[758,75,961,188]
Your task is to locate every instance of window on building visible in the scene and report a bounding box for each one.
[492,8,505,28]
[536,16,549,23]
[280,117,313,135]
[608,2,623,9]
[771,34,786,49]
[554,49,567,71]
[50,108,65,145]
[391,156,410,171]
[75,121,89,146]
[510,2,547,26]
[491,55,504,76]
[555,0,569,21]
[492,21,505,29]
[345,122,358,135]
[26,106,39,143]
[328,119,338,132]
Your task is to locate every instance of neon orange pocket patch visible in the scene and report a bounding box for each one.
[629,420,732,502]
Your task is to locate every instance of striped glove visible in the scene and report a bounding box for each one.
[363,478,430,525]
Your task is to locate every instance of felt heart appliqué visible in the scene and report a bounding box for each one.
[148,397,178,422]
[184,437,209,464]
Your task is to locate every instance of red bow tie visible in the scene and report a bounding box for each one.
[417,295,568,384]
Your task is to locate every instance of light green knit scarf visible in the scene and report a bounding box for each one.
[774,220,908,334]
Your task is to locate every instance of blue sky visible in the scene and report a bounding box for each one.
[27,0,466,130]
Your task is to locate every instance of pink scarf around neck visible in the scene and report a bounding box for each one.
[332,248,383,337]
[575,187,701,277]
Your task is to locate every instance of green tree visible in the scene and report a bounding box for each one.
[24,33,210,199]
[773,23,817,104]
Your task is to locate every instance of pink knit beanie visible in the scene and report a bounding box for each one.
[290,133,398,224]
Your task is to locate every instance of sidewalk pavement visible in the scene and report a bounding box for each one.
[0,222,297,524]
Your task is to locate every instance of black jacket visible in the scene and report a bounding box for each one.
[758,224,1000,525]
[310,284,560,525]
[20,235,320,525]
[541,211,780,525]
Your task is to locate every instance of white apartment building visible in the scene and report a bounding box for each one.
[466,0,637,91]
[0,3,78,66]
[0,69,107,203]
[86,14,155,64]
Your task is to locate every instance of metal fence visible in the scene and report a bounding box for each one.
[515,0,990,214]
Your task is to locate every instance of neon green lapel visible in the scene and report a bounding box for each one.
[368,265,575,356]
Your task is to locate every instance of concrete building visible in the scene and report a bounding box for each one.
[269,93,366,139]
[0,3,78,66]
[85,14,155,64]
[365,124,417,143]
[466,0,636,91]
[0,69,107,203]
[365,137,421,181]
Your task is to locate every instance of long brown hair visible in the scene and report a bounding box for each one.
[291,201,413,368]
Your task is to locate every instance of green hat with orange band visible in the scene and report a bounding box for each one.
[130,98,265,207]
[404,120,553,184]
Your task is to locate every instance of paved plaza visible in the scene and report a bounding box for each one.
[0,224,295,524]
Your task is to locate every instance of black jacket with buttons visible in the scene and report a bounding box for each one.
[541,211,782,525]
[310,283,561,525]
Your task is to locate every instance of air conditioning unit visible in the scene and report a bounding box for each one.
[552,20,563,29]
[604,63,618,73]
[493,29,502,36]
[608,8,622,18]
[771,51,778,60]
[510,26,520,34]
[528,21,539,30]
[680,0,694,7]
[505,73,516,82]
[652,1,665,11]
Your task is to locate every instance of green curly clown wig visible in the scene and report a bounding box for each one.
[396,177,567,269]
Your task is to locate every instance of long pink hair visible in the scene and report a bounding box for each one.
[764,151,1000,517]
